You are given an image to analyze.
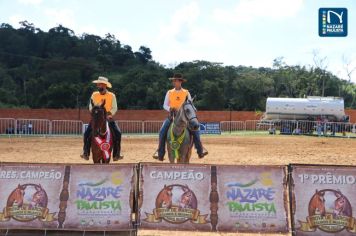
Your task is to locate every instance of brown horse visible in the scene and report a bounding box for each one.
[30,185,47,209]
[7,184,25,207]
[333,191,352,217]
[90,100,112,164]
[179,185,196,209]
[155,185,173,209]
[308,189,326,216]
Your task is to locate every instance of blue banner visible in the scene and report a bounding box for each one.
[199,122,221,135]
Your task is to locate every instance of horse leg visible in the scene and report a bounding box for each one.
[169,153,174,163]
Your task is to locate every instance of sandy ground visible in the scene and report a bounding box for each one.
[0,135,355,165]
[0,135,355,236]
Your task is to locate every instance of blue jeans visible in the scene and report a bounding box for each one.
[158,118,203,158]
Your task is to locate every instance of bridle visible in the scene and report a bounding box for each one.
[92,106,107,137]
[182,100,198,122]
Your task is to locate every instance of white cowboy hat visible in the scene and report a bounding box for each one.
[92,76,112,88]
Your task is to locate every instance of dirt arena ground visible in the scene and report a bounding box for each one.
[0,134,355,236]
[0,134,355,165]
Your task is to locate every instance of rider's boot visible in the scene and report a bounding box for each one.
[192,130,208,158]
[80,124,91,160]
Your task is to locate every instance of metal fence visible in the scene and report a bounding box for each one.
[52,120,83,136]
[144,120,163,134]
[0,118,355,137]
[15,119,51,135]
[0,118,16,134]
[116,120,143,134]
[220,121,245,132]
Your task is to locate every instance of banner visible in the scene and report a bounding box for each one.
[61,164,135,231]
[199,122,221,135]
[291,165,356,236]
[139,163,212,231]
[216,165,289,233]
[0,164,66,229]
[0,163,136,232]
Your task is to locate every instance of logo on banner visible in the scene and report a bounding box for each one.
[299,189,356,233]
[75,171,123,217]
[319,8,347,37]
[0,184,56,222]
[144,184,208,224]
[225,172,277,221]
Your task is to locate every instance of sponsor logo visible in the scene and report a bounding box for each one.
[299,189,356,233]
[0,184,56,222]
[144,184,208,224]
[319,8,347,37]
[225,173,277,220]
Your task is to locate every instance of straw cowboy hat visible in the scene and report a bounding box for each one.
[169,73,187,82]
[92,76,112,88]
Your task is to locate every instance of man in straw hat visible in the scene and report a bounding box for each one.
[153,73,208,160]
[80,76,123,161]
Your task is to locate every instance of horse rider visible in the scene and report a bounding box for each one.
[80,76,123,161]
[153,73,208,161]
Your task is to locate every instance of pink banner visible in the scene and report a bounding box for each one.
[0,164,65,229]
[216,165,289,233]
[139,163,212,231]
[292,165,356,236]
[0,163,136,232]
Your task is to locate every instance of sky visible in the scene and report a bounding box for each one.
[0,0,355,83]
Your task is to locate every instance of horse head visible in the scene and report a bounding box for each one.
[156,185,173,208]
[31,184,47,208]
[180,185,193,208]
[309,189,326,216]
[8,184,26,207]
[91,99,107,137]
[180,96,199,131]
[333,191,351,216]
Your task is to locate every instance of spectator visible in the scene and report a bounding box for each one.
[28,122,33,134]
[317,122,322,136]
[293,127,301,135]
[268,126,276,135]
[23,123,28,134]
[5,125,15,134]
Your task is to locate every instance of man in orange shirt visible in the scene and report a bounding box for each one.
[153,73,208,160]
[80,76,123,161]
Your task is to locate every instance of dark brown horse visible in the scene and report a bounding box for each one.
[90,100,112,164]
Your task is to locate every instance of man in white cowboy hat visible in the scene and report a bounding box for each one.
[80,76,123,160]
[153,73,208,160]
